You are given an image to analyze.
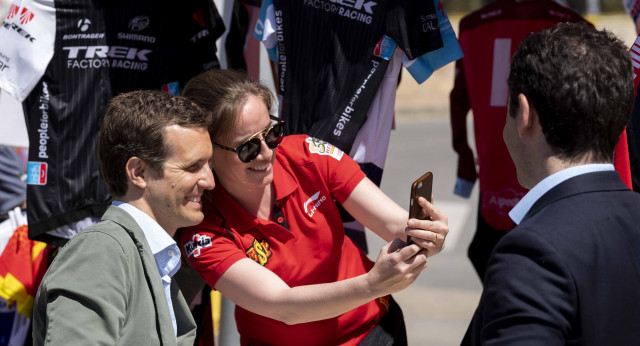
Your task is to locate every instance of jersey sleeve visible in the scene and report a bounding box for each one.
[253,0,278,62]
[180,218,246,290]
[449,59,477,198]
[385,0,443,61]
[0,1,56,101]
[614,129,633,190]
[401,0,463,84]
[299,136,366,204]
[624,0,640,22]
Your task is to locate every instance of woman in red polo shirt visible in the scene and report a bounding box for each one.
[179,69,449,345]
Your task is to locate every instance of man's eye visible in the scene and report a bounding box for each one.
[186,164,201,173]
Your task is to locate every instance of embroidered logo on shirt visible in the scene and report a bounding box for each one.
[304,191,327,218]
[306,137,344,161]
[373,35,395,60]
[128,16,150,31]
[378,296,390,312]
[184,234,212,258]
[27,162,47,185]
[245,238,272,266]
[161,82,180,95]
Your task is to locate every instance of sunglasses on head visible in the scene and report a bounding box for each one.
[213,115,286,163]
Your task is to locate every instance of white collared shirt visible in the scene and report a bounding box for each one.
[509,164,615,225]
[113,201,181,338]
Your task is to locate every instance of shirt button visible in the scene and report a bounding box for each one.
[168,250,174,257]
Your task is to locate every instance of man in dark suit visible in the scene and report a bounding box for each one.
[463,22,640,345]
[33,90,215,345]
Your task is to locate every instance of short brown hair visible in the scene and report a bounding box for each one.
[98,90,209,197]
[507,22,633,163]
[182,69,274,142]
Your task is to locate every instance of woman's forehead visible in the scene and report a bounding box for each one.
[231,99,271,137]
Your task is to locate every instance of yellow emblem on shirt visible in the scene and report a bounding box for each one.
[245,238,272,266]
[378,296,390,312]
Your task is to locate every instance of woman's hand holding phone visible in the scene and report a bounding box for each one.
[406,172,449,257]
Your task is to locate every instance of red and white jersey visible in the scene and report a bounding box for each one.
[624,0,640,23]
[630,36,640,95]
[0,0,56,101]
[450,0,586,230]
[180,135,390,346]
[627,35,640,191]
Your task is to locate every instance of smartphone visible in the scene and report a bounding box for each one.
[408,171,433,243]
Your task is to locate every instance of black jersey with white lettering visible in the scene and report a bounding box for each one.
[23,0,223,244]
[271,0,443,153]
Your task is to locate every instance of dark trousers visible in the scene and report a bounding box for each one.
[359,296,407,346]
[467,195,509,283]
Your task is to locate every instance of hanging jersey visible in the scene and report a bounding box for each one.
[624,0,640,23]
[402,0,463,84]
[255,0,443,154]
[451,0,586,230]
[2,0,224,244]
[0,208,49,346]
[627,35,640,191]
[0,0,56,102]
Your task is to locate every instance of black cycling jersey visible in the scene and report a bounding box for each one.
[19,0,223,244]
[270,0,443,153]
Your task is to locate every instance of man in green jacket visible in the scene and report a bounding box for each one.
[32,90,215,345]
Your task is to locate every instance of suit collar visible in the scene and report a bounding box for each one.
[111,201,176,255]
[510,164,614,224]
[101,206,188,345]
[522,171,629,223]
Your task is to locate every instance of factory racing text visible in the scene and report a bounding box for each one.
[63,45,151,70]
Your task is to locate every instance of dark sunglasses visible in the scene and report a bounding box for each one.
[213,115,286,163]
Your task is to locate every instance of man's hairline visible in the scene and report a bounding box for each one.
[108,122,209,199]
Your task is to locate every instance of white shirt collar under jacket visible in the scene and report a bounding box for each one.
[509,163,615,225]
[112,201,181,337]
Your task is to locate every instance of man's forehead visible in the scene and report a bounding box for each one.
[163,125,211,155]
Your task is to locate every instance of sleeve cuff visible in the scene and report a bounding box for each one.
[454,177,474,198]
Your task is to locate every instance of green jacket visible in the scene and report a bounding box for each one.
[32,206,197,345]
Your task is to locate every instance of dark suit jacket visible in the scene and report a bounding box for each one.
[463,171,640,345]
[33,206,196,345]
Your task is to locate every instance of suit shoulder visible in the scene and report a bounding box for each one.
[503,190,640,265]
[54,221,136,262]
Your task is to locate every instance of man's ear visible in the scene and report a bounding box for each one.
[517,93,537,137]
[125,157,147,189]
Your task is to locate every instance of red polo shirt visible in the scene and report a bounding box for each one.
[180,135,390,345]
